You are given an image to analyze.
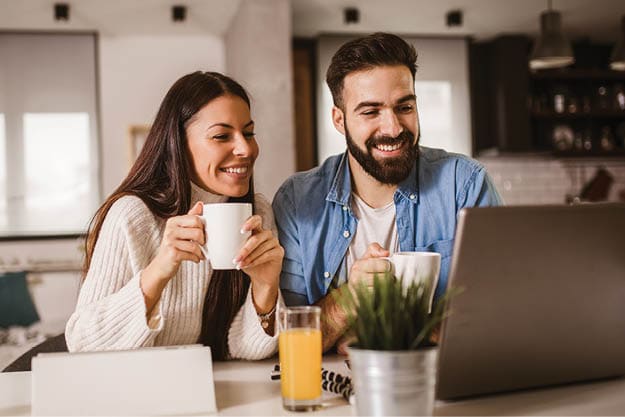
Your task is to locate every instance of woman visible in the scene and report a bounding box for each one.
[65,72,284,360]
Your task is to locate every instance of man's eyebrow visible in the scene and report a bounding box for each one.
[352,94,417,112]
[353,101,383,113]
[396,94,417,104]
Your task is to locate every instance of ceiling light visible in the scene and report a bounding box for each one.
[529,0,574,70]
[610,16,625,71]
[344,8,359,25]
[172,5,186,23]
[446,10,463,28]
[54,3,69,22]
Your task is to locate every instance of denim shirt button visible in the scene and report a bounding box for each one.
[409,194,416,200]
[342,205,348,211]
[342,230,350,238]
[324,271,330,278]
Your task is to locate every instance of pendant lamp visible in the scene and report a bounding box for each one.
[610,16,625,71]
[529,0,574,70]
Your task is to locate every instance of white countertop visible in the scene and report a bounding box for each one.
[2,354,625,416]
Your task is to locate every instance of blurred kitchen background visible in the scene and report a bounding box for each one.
[1,0,624,365]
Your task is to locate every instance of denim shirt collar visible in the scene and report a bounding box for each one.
[325,151,420,206]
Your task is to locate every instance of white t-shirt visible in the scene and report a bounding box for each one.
[345,193,399,281]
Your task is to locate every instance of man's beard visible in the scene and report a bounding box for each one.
[345,122,419,185]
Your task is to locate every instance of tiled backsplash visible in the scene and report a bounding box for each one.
[478,155,625,205]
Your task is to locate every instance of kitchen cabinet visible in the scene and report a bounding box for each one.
[470,36,625,157]
[470,35,533,153]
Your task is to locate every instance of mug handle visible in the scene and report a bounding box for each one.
[199,244,209,260]
[198,216,209,260]
[377,257,394,276]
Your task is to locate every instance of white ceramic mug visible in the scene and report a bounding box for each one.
[383,251,441,308]
[201,203,252,270]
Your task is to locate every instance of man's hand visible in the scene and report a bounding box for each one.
[317,243,391,352]
[348,243,391,291]
[336,331,356,356]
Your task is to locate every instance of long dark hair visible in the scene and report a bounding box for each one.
[83,71,253,360]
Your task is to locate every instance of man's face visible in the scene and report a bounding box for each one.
[332,65,420,185]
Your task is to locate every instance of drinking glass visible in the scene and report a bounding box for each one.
[278,306,322,411]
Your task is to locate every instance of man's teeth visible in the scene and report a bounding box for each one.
[222,167,248,174]
[376,143,402,152]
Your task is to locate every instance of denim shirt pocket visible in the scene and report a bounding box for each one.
[415,239,454,258]
[415,239,455,298]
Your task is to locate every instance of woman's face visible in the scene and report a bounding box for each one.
[185,94,258,197]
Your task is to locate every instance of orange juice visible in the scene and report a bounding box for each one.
[279,328,322,400]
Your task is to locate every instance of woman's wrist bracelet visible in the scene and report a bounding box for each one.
[251,285,278,329]
[257,305,276,329]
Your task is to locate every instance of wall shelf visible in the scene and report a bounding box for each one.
[531,111,625,119]
[553,150,625,158]
[530,69,625,81]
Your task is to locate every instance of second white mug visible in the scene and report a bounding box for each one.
[383,251,441,307]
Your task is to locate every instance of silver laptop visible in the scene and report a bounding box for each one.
[436,204,625,400]
[31,345,216,416]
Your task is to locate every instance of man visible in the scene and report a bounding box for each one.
[273,32,501,352]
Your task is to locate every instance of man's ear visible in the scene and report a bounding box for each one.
[331,106,346,136]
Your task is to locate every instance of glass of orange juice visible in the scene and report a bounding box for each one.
[279,306,322,411]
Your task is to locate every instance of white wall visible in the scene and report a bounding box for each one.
[316,36,472,162]
[225,0,295,198]
[99,35,225,195]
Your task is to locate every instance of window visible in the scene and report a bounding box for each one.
[21,113,91,232]
[415,81,453,153]
[0,33,99,237]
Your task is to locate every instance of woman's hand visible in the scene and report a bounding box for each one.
[143,202,205,284]
[234,215,284,314]
[141,202,205,314]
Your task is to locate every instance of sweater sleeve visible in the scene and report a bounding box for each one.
[226,193,281,360]
[65,197,164,352]
[227,287,282,360]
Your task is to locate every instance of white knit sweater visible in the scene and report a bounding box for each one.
[65,183,279,360]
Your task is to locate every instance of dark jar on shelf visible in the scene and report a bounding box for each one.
[599,126,616,151]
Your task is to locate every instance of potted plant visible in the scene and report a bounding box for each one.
[337,273,457,416]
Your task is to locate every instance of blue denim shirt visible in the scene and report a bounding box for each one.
[272,146,502,306]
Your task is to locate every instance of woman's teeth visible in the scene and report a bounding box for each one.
[376,142,402,152]
[221,167,248,174]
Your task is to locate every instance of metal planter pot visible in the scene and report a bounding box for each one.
[348,347,438,416]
